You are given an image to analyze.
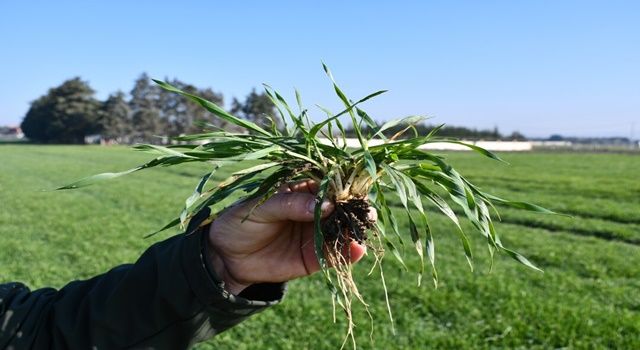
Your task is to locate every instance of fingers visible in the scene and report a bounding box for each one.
[240,180,377,228]
[301,236,367,276]
[345,241,367,264]
[278,179,320,194]
[249,192,334,223]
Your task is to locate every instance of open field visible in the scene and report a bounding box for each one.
[1,145,639,349]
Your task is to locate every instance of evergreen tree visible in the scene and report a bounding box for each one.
[100,91,131,143]
[21,77,100,144]
[129,73,165,143]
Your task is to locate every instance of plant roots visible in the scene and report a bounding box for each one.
[322,197,375,247]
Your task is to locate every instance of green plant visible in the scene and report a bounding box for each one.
[59,64,556,347]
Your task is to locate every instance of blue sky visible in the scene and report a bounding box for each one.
[1,0,638,138]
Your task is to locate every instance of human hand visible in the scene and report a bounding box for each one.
[207,180,369,295]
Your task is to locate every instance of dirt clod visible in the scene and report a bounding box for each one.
[322,197,374,247]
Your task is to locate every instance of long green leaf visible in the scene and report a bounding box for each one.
[371,115,427,139]
[309,89,387,141]
[314,170,335,288]
[356,107,377,132]
[407,214,424,286]
[144,217,181,238]
[423,215,438,287]
[363,150,377,180]
[133,144,198,158]
[263,86,297,135]
[372,183,405,246]
[396,169,437,286]
[395,169,424,214]
[231,162,280,176]
[56,167,142,190]
[500,247,543,272]
[370,183,409,271]
[181,168,218,227]
[382,164,407,208]
[322,63,368,150]
[414,180,474,271]
[383,234,407,270]
[427,138,507,163]
[483,193,563,215]
[56,155,194,190]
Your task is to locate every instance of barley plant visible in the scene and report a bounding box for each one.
[59,64,556,347]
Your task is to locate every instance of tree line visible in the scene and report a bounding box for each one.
[20,74,276,144]
[20,75,527,144]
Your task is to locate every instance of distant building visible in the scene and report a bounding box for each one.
[0,125,25,140]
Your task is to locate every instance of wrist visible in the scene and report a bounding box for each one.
[206,240,249,295]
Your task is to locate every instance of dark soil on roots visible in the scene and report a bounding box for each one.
[322,197,375,247]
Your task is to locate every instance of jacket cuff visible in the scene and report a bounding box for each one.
[180,209,286,318]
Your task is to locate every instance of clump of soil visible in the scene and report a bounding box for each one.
[322,197,375,247]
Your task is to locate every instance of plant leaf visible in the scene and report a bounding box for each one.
[500,247,543,272]
[414,179,474,271]
[231,162,280,176]
[428,139,507,163]
[382,164,408,208]
[483,193,563,215]
[133,144,198,158]
[56,167,142,190]
[181,168,218,228]
[371,115,427,139]
[56,155,195,190]
[314,170,335,285]
[423,216,438,287]
[383,235,407,270]
[355,107,377,131]
[363,150,377,180]
[407,214,424,286]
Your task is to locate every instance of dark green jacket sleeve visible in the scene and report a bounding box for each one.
[0,210,285,349]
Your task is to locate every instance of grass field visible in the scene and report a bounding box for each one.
[1,145,639,349]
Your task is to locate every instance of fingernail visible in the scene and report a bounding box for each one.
[307,199,331,213]
[307,199,318,213]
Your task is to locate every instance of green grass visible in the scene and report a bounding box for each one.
[1,145,639,349]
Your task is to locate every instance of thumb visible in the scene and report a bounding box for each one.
[248,192,334,223]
